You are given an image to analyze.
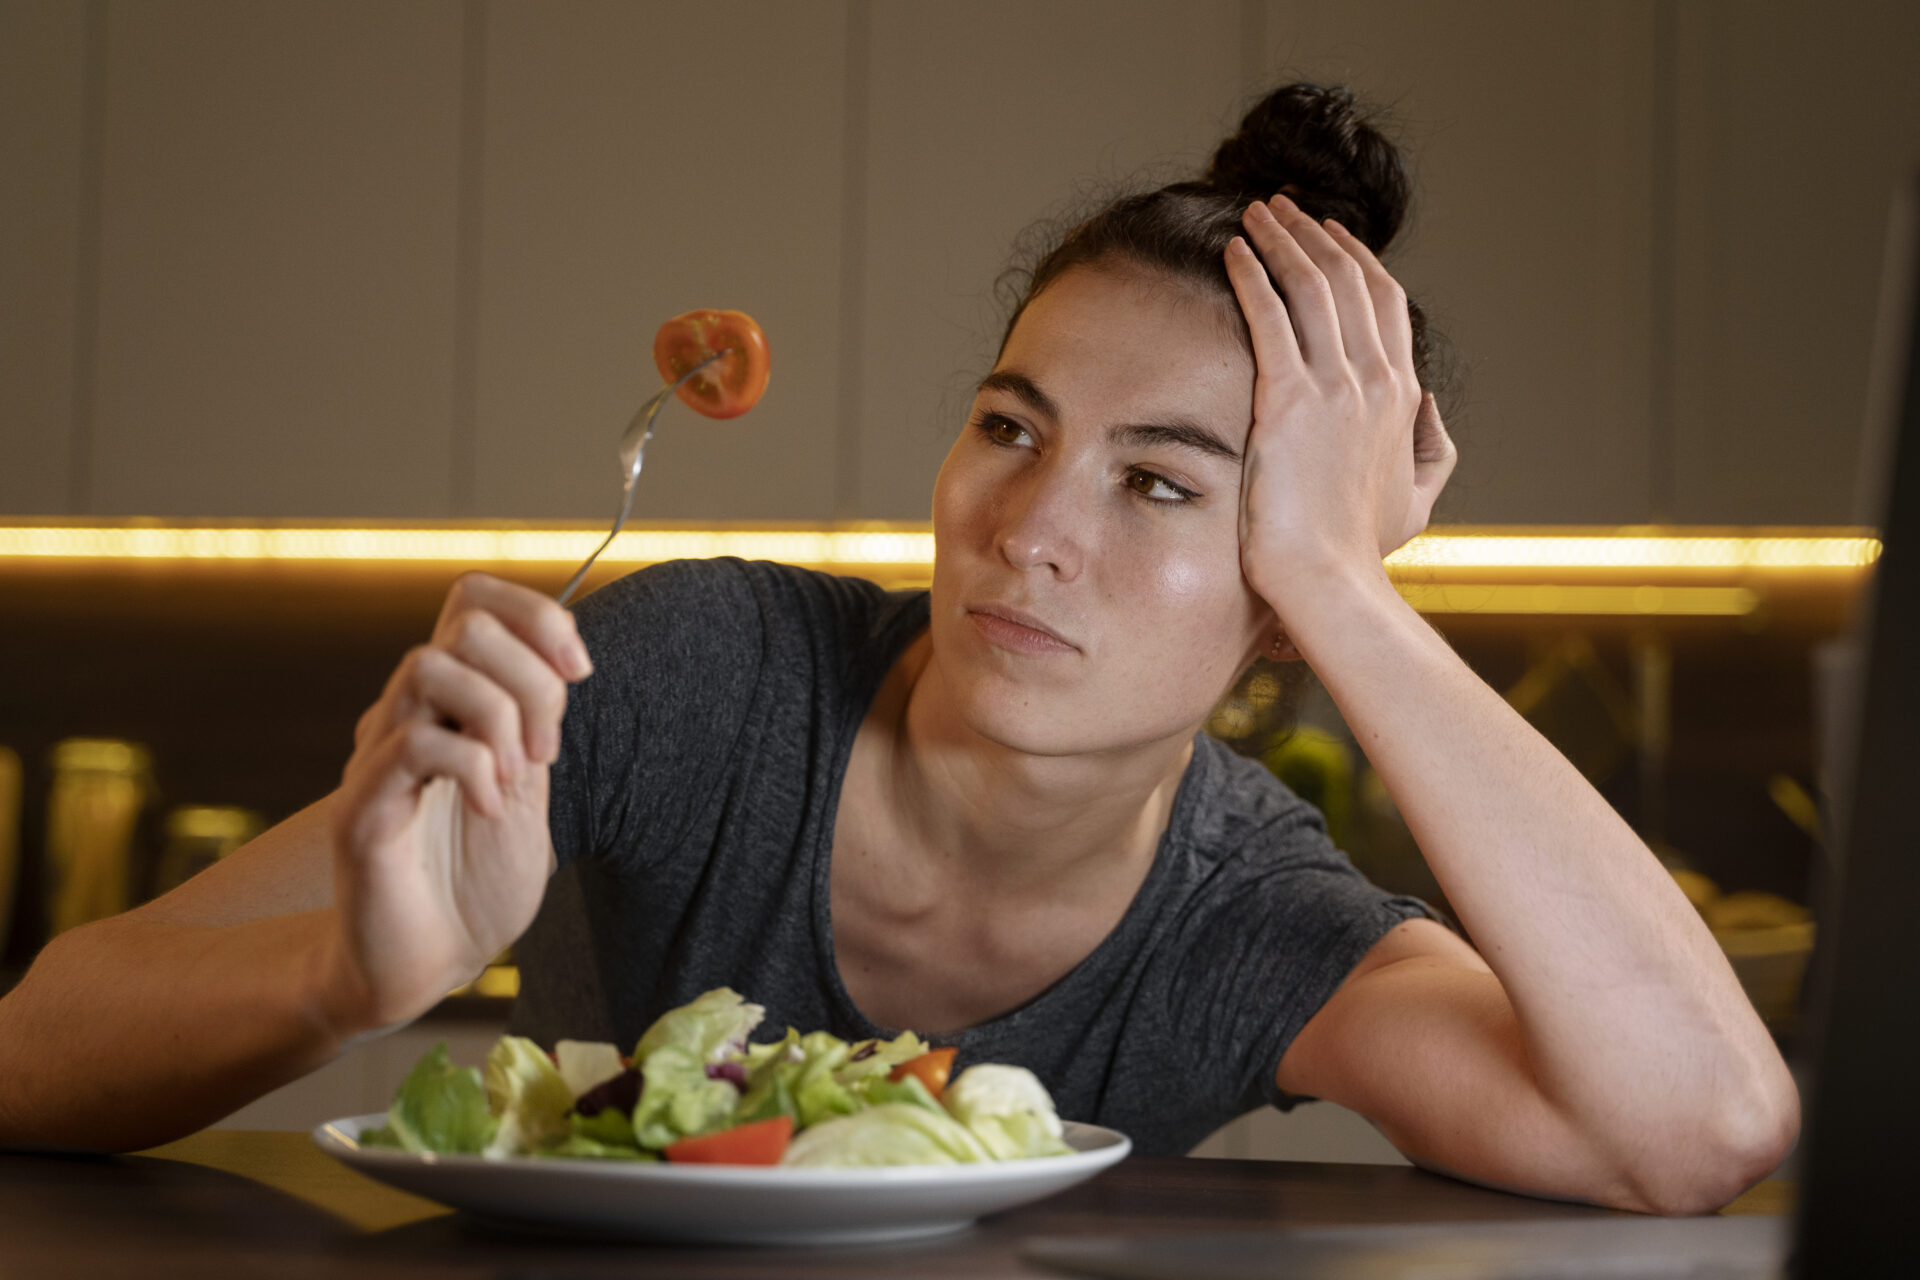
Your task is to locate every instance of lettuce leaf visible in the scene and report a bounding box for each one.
[833,1029,930,1090]
[941,1064,1072,1160]
[534,1133,657,1161]
[630,1044,741,1149]
[482,1035,576,1159]
[854,1073,945,1114]
[378,1041,497,1155]
[567,1104,643,1151]
[781,1102,994,1167]
[631,987,765,1064]
[732,1029,802,1128]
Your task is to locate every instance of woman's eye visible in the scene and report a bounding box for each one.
[1126,469,1195,503]
[976,414,1032,448]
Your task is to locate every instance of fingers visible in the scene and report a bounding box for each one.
[347,572,591,829]
[431,573,587,761]
[357,619,564,770]
[1322,217,1415,374]
[434,572,593,685]
[1379,393,1458,557]
[343,720,506,847]
[1410,392,1459,519]
[1238,200,1339,366]
[1243,196,1388,373]
[1224,234,1303,374]
[434,608,574,764]
[1413,391,1456,468]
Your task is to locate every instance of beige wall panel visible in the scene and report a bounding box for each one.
[1672,0,1920,525]
[0,0,88,513]
[90,1,464,517]
[472,2,845,520]
[857,0,1245,519]
[1260,0,1659,524]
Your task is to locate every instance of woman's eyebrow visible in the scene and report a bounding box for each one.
[979,369,1242,464]
[977,370,1060,420]
[1109,420,1242,465]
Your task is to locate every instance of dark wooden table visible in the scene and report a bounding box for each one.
[0,1131,1788,1279]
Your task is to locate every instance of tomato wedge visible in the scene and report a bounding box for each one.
[663,1114,794,1165]
[652,309,770,419]
[888,1047,958,1099]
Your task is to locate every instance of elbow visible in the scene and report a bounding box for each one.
[1622,1073,1801,1217]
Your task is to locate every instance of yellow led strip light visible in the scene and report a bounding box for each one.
[1385,532,1881,571]
[0,524,1881,616]
[0,524,1880,569]
[0,525,937,566]
[1393,584,1763,617]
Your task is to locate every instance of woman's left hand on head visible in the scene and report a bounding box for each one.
[1224,194,1456,606]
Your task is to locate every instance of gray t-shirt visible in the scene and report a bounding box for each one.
[509,557,1431,1156]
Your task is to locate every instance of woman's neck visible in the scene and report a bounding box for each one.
[873,633,1196,894]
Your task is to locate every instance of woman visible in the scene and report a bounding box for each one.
[0,85,1796,1213]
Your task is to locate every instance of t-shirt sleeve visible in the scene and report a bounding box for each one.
[1164,801,1434,1115]
[546,558,767,873]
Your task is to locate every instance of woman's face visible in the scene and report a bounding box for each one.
[929,262,1271,758]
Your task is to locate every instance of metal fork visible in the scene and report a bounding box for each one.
[555,351,725,606]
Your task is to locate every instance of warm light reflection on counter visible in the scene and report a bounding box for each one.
[0,522,1882,617]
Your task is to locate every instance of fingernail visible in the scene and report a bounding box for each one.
[569,641,593,678]
[1227,235,1253,257]
[1323,217,1346,234]
[1246,201,1276,223]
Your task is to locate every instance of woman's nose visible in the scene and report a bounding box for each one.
[996,468,1085,581]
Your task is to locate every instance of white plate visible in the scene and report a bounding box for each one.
[311,1113,1131,1245]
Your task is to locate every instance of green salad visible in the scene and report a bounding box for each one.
[359,987,1074,1167]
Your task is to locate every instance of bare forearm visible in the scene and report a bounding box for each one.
[0,908,350,1151]
[1279,563,1796,1183]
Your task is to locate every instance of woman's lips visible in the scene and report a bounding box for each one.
[967,607,1078,655]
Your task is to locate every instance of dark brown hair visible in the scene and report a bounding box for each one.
[996,83,1450,403]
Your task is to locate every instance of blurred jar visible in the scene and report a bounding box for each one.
[153,805,265,896]
[1260,726,1354,849]
[45,738,154,937]
[0,745,21,955]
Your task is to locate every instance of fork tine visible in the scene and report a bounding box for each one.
[617,351,727,476]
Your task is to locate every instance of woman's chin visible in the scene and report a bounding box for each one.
[943,682,1188,763]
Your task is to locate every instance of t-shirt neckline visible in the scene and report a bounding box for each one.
[809,588,1216,1047]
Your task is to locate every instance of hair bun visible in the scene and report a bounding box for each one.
[1204,83,1410,254]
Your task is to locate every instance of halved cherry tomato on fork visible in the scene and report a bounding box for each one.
[889,1047,958,1100]
[652,309,771,419]
[663,1115,794,1165]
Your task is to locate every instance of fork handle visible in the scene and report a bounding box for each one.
[554,350,728,608]
[556,479,638,607]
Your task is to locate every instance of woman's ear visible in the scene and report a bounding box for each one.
[1266,630,1303,663]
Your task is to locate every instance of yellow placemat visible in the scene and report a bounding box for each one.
[1721,1178,1795,1217]
[139,1129,450,1234]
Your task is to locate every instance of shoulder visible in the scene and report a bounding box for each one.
[581,556,917,627]
[571,558,921,665]
[1177,734,1339,869]
[1161,734,1433,992]
[569,557,762,661]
